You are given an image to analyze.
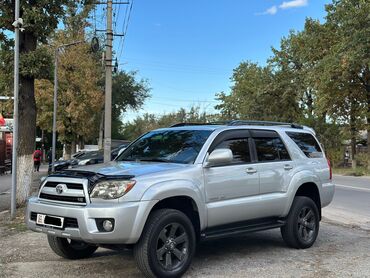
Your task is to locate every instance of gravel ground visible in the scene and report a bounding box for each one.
[1,219,369,278]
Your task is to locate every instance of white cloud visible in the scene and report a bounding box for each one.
[256,0,308,16]
[279,0,308,9]
[256,5,278,16]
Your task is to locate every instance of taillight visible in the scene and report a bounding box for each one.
[327,158,332,180]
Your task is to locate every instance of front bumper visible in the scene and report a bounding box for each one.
[26,197,156,244]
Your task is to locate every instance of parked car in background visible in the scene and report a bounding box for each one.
[111,143,129,160]
[48,144,131,173]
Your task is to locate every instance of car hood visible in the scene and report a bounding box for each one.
[71,161,189,177]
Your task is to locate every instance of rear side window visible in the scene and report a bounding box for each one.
[254,137,291,162]
[214,138,251,164]
[286,132,323,158]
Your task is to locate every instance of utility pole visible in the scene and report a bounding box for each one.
[103,0,113,163]
[51,47,59,173]
[10,0,21,219]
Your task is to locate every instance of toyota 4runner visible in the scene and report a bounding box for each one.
[26,121,335,277]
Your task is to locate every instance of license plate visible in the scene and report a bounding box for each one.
[36,213,64,228]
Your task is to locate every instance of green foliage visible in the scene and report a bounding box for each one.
[0,0,81,79]
[216,0,370,167]
[112,71,151,139]
[356,152,369,169]
[216,61,302,122]
[123,107,210,141]
[20,47,53,79]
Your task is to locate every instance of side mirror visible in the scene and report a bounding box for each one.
[204,148,233,167]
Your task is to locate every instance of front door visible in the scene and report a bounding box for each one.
[204,130,260,227]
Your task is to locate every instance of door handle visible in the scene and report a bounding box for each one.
[246,168,257,174]
[284,165,293,170]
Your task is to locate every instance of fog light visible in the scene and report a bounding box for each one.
[102,220,113,232]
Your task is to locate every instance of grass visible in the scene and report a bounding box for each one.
[333,167,370,177]
[5,221,28,232]
[0,206,28,235]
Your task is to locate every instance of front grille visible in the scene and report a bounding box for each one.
[43,182,83,190]
[30,212,79,229]
[39,193,86,203]
[39,179,87,205]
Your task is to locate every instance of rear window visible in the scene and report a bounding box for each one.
[286,132,323,158]
[254,137,291,162]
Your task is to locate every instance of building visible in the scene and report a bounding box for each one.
[0,118,13,167]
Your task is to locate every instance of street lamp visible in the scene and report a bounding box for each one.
[51,41,83,172]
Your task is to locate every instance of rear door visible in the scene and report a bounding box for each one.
[251,130,294,216]
[204,129,260,227]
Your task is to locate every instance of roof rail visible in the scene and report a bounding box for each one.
[227,120,304,129]
[170,122,210,127]
[170,120,304,129]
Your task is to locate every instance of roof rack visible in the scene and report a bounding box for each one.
[169,120,304,129]
[170,122,214,128]
[227,120,304,129]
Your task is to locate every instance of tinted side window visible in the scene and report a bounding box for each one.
[254,137,291,162]
[215,138,250,164]
[286,132,323,158]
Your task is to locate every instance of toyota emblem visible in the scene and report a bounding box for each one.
[55,184,66,194]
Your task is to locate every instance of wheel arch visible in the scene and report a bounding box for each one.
[283,171,323,219]
[294,182,322,220]
[150,195,201,240]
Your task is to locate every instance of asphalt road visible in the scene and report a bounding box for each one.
[0,174,11,212]
[1,172,370,228]
[1,174,370,277]
[323,175,370,229]
[1,221,369,277]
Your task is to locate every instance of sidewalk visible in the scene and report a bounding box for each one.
[0,165,47,212]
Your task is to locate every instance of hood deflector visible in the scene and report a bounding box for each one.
[48,170,135,193]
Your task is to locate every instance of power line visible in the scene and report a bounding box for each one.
[118,0,133,61]
[116,3,128,60]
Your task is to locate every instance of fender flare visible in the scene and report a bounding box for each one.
[282,170,321,216]
[128,179,206,242]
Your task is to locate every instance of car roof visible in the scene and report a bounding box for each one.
[154,123,315,135]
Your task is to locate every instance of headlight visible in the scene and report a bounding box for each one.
[78,159,90,165]
[90,180,136,199]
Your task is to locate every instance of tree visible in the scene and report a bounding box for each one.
[34,2,105,158]
[323,0,370,168]
[0,0,93,204]
[111,71,150,140]
[216,61,300,122]
[122,107,210,141]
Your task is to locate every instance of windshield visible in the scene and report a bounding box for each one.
[116,129,212,164]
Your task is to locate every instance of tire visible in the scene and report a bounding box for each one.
[133,209,196,278]
[47,235,98,259]
[281,196,320,249]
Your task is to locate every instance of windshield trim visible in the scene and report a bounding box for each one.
[115,129,213,164]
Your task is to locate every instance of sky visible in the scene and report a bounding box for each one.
[101,0,332,122]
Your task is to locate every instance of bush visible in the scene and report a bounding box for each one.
[356,152,369,169]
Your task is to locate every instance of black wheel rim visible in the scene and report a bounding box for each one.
[297,207,316,243]
[156,222,189,271]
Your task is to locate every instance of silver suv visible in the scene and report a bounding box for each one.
[26,121,335,278]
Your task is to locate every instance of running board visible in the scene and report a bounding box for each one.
[201,219,286,241]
